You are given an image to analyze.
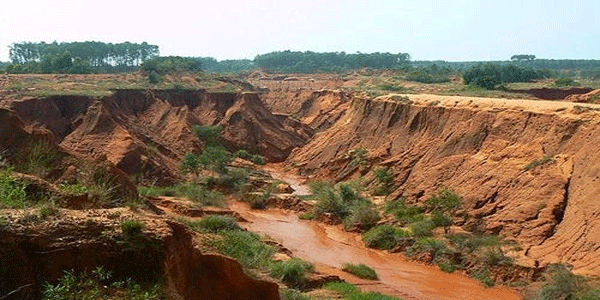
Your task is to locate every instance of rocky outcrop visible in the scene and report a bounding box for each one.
[289,94,600,276]
[0,209,279,300]
[9,90,313,184]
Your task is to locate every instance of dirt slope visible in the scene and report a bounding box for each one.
[262,89,351,131]
[289,93,600,276]
[0,208,279,300]
[8,90,312,185]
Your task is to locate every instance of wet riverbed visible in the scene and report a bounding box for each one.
[229,200,522,300]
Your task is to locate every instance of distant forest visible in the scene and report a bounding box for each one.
[2,41,600,79]
[5,41,159,73]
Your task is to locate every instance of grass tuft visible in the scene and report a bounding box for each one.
[342,263,378,280]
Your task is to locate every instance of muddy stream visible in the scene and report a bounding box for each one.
[229,166,522,300]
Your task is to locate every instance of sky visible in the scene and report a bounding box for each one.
[1,0,598,62]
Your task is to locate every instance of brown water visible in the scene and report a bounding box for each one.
[230,201,522,300]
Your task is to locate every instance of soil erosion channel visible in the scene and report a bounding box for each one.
[229,170,521,300]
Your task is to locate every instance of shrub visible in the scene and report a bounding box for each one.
[524,155,554,171]
[148,71,162,84]
[269,258,314,289]
[178,183,224,206]
[410,238,449,260]
[234,149,252,160]
[138,185,178,197]
[198,146,232,174]
[344,201,381,230]
[554,77,579,87]
[298,212,316,220]
[424,188,462,214]
[373,167,393,196]
[39,204,59,219]
[324,282,400,300]
[362,225,411,250]
[410,219,435,237]
[385,199,424,224]
[192,215,240,233]
[431,211,453,228]
[205,230,274,270]
[341,263,378,280]
[121,219,145,235]
[0,168,28,208]
[314,185,349,218]
[193,124,223,146]
[281,289,310,300]
[531,264,600,300]
[42,269,162,300]
[180,152,200,175]
[28,140,61,177]
[251,154,267,165]
[480,247,513,266]
[472,269,495,287]
[348,148,368,168]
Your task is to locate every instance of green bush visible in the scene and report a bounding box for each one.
[480,247,513,266]
[281,289,310,300]
[234,149,252,160]
[431,212,453,228]
[385,199,424,224]
[148,71,162,84]
[121,219,145,236]
[270,258,314,289]
[341,263,378,280]
[39,204,59,219]
[198,146,232,174]
[424,188,462,214]
[410,219,435,237]
[409,238,449,260]
[373,167,393,196]
[180,152,200,175]
[313,184,350,218]
[28,140,61,177]
[205,230,274,270]
[42,269,163,300]
[362,225,411,250]
[193,124,223,146]
[0,168,28,208]
[251,154,267,165]
[178,183,224,207]
[554,77,579,87]
[191,215,240,233]
[344,201,381,230]
[472,269,495,287]
[324,282,400,300]
[141,56,202,74]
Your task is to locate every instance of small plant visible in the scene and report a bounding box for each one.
[343,201,381,230]
[409,219,436,237]
[192,215,240,233]
[281,289,310,300]
[58,183,88,195]
[28,140,61,177]
[234,149,252,160]
[0,168,28,209]
[178,183,224,207]
[148,71,162,84]
[298,212,316,220]
[533,264,600,300]
[342,263,378,280]
[121,219,145,235]
[472,269,495,287]
[270,258,314,289]
[554,77,579,87]
[251,154,267,165]
[180,152,200,176]
[373,167,393,196]
[480,247,513,266]
[409,238,449,261]
[193,124,224,147]
[204,230,275,270]
[424,188,463,214]
[524,155,554,171]
[362,224,411,250]
[385,199,424,224]
[324,282,400,300]
[348,148,368,168]
[42,269,163,300]
[39,204,59,219]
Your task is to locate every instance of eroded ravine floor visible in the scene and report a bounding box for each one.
[229,193,522,300]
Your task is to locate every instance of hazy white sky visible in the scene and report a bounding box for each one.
[1,0,598,62]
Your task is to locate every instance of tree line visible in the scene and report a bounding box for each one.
[253,50,411,73]
[5,41,159,73]
[463,64,551,89]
